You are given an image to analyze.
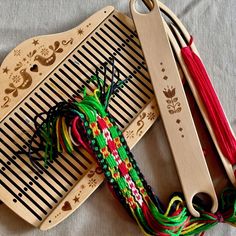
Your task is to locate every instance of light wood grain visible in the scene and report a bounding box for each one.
[130,0,218,217]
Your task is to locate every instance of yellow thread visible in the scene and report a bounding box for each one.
[164,196,183,216]
[90,123,100,136]
[56,118,62,152]
[182,222,205,234]
[62,117,73,152]
[94,89,100,102]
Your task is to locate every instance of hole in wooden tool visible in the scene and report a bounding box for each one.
[193,192,213,212]
[133,0,154,14]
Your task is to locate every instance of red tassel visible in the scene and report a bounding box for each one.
[181,37,236,165]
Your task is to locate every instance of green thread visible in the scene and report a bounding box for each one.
[95,133,107,149]
[117,146,128,161]
[117,177,128,191]
[106,154,117,168]
[109,126,119,139]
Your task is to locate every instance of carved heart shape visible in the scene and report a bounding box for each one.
[30,64,38,72]
[61,201,72,211]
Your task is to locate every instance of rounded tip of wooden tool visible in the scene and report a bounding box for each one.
[130,0,157,16]
[187,191,219,217]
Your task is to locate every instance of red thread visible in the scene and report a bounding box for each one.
[97,117,107,130]
[142,202,161,232]
[72,117,91,153]
[216,212,224,223]
[108,140,116,151]
[181,37,236,165]
[119,162,129,176]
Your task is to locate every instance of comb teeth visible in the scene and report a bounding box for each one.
[0,11,154,226]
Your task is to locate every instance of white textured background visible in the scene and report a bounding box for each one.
[0,0,235,235]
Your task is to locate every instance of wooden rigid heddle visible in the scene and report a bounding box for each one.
[0,6,159,229]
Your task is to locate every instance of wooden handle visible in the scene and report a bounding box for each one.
[130,0,218,217]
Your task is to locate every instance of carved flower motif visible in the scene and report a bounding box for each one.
[41,48,49,56]
[14,49,21,56]
[125,130,134,139]
[147,112,155,120]
[12,75,21,83]
[88,178,97,188]
[163,86,182,114]
[163,87,175,98]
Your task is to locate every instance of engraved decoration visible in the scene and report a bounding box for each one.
[61,201,72,211]
[136,112,146,136]
[62,38,74,46]
[0,16,88,110]
[2,40,65,106]
[124,102,158,141]
[163,86,182,114]
[1,96,10,108]
[5,69,32,97]
[34,41,63,66]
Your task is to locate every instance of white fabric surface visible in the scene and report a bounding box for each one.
[0,0,235,235]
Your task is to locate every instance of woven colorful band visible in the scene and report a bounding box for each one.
[28,66,236,236]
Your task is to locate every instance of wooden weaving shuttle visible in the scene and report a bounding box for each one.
[130,0,218,217]
[0,6,159,229]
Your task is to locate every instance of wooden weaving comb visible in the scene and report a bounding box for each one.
[0,6,159,229]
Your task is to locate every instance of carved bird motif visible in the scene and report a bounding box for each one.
[5,68,32,97]
[18,68,32,89]
[34,41,63,66]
